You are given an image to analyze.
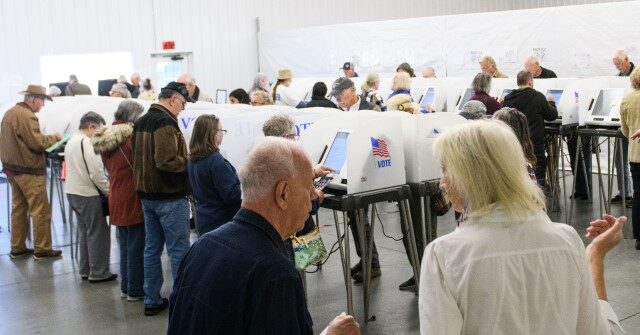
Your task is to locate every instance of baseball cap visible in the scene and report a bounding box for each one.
[340,62,353,70]
[162,81,196,103]
[329,77,355,97]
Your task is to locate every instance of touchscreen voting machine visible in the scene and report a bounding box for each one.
[455,88,474,113]
[585,88,625,127]
[318,130,350,190]
[419,87,436,113]
[544,88,565,124]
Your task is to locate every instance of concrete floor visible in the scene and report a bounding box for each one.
[0,172,639,334]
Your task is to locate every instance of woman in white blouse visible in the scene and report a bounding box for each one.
[272,69,302,108]
[420,120,624,334]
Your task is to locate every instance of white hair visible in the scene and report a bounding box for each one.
[178,73,196,85]
[48,85,62,96]
[239,137,311,203]
[131,73,141,81]
[524,55,539,66]
[612,49,629,60]
[111,83,132,98]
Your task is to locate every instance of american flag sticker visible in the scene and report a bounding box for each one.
[370,137,390,158]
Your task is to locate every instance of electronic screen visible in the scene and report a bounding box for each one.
[216,89,227,104]
[420,88,436,111]
[590,89,624,117]
[98,79,118,96]
[457,88,474,110]
[323,132,349,174]
[546,89,564,105]
[500,88,514,99]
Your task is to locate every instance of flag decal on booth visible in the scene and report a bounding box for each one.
[371,137,391,168]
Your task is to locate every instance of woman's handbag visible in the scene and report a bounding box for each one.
[291,226,327,271]
[430,190,451,216]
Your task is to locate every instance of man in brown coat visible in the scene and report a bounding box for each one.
[0,85,62,259]
[65,74,92,96]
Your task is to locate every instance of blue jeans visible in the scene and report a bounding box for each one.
[142,198,190,307]
[117,224,145,297]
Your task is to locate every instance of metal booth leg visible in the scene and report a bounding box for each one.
[333,210,353,315]
[399,199,421,292]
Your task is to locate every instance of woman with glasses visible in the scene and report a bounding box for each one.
[187,115,241,236]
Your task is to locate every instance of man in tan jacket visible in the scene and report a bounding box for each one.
[0,85,62,259]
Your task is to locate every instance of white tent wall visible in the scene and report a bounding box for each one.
[259,1,640,80]
[0,0,629,105]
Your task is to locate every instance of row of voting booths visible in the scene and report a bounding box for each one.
[34,72,634,320]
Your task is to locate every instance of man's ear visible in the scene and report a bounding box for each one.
[274,180,288,210]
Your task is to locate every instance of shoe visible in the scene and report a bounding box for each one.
[89,274,118,283]
[635,240,640,250]
[145,298,169,316]
[127,295,144,302]
[33,249,62,260]
[399,277,416,291]
[611,195,632,204]
[352,265,381,283]
[121,292,128,298]
[570,193,589,200]
[81,276,89,281]
[9,248,34,259]
[626,201,633,208]
[350,261,362,278]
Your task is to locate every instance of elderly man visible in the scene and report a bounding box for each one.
[479,56,508,78]
[132,81,195,316]
[503,71,558,188]
[341,62,359,78]
[611,49,635,205]
[65,74,92,96]
[130,73,141,98]
[176,73,213,103]
[330,77,380,112]
[168,137,360,335]
[421,66,436,78]
[0,85,62,259]
[523,56,557,79]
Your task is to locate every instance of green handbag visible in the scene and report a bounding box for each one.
[291,226,327,271]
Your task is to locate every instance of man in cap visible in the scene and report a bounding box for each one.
[0,85,62,259]
[65,74,92,96]
[523,56,557,79]
[330,77,380,112]
[131,81,195,316]
[177,73,213,103]
[341,62,359,78]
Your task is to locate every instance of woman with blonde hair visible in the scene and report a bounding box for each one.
[419,120,624,334]
[188,115,241,236]
[360,73,384,110]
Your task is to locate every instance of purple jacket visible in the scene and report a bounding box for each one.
[470,91,501,115]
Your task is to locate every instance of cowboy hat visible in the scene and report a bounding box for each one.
[19,85,53,101]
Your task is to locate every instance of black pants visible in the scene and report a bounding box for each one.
[630,163,640,239]
[348,209,380,267]
[567,135,593,197]
[534,145,547,188]
[399,192,437,265]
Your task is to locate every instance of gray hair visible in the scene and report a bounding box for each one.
[114,100,144,123]
[524,55,539,66]
[69,74,78,83]
[178,73,196,85]
[612,49,628,60]
[118,75,127,84]
[111,83,132,98]
[480,56,497,68]
[239,137,310,203]
[79,111,106,130]
[471,72,492,94]
[462,100,487,116]
[48,85,62,97]
[262,114,295,137]
[251,73,270,92]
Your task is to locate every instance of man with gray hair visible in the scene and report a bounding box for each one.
[66,74,92,96]
[130,73,141,98]
[523,56,557,79]
[479,56,508,78]
[177,73,213,103]
[168,137,360,335]
[421,66,436,78]
[613,49,635,77]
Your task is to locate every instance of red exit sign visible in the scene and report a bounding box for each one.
[162,41,175,50]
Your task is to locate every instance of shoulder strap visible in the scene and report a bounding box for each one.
[80,137,106,197]
[118,146,134,171]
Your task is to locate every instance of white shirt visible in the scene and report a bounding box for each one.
[274,84,300,107]
[419,208,622,335]
[64,133,109,197]
[342,96,362,112]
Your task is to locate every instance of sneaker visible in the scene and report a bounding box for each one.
[145,298,169,316]
[399,277,416,291]
[352,265,381,283]
[350,261,362,277]
[89,274,118,283]
[611,195,632,204]
[127,295,144,302]
[635,240,640,250]
[33,249,62,260]
[9,248,34,259]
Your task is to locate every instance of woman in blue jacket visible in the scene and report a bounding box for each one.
[188,115,241,236]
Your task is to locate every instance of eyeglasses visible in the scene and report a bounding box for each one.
[174,96,187,109]
[217,129,228,134]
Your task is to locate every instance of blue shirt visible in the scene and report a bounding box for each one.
[187,151,241,235]
[168,208,314,335]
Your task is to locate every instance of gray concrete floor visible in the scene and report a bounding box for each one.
[0,171,639,334]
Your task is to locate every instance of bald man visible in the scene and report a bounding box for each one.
[523,56,557,79]
[176,73,213,103]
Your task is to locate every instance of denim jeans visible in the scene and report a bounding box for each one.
[142,198,190,307]
[614,137,633,197]
[117,224,145,297]
[630,163,640,239]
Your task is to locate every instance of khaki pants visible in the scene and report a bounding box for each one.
[8,174,53,253]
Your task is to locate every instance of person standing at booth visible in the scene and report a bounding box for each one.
[1,85,62,259]
[188,114,241,236]
[611,49,635,205]
[503,70,558,188]
[620,68,640,250]
[272,69,304,108]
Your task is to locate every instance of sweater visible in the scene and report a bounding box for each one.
[535,66,558,79]
[469,91,501,115]
[64,133,109,197]
[503,87,558,147]
[620,90,640,163]
[0,103,58,175]
[132,103,190,199]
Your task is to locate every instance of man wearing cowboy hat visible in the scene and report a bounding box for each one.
[0,85,62,260]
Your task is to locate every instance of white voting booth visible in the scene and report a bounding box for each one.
[300,111,406,194]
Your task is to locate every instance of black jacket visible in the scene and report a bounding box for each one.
[304,96,338,109]
[535,66,557,79]
[503,87,558,147]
